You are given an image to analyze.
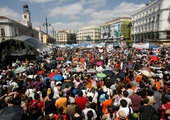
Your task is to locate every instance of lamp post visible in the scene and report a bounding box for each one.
[51,27,55,44]
[43,17,51,35]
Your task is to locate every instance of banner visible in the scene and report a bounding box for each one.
[132,43,149,49]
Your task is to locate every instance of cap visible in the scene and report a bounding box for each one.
[118,110,127,119]
[102,86,108,93]
[56,81,62,86]
[69,97,75,103]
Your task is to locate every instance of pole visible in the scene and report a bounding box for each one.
[43,17,50,35]
[46,17,48,35]
[52,27,54,40]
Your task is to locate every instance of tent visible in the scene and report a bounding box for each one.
[0,35,46,57]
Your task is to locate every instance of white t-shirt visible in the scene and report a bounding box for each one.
[118,97,132,109]
[53,87,59,99]
[83,108,97,120]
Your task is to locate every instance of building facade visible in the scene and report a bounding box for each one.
[100,17,131,41]
[56,30,76,44]
[131,0,170,44]
[76,25,100,43]
[0,4,42,43]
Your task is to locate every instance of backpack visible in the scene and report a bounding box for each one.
[28,100,43,120]
[139,105,159,120]
[128,107,136,120]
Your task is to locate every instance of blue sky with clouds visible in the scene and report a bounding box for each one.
[0,0,150,35]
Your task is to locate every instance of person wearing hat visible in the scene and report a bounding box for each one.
[115,109,128,120]
[53,81,62,99]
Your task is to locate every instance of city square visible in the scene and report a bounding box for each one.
[0,0,170,120]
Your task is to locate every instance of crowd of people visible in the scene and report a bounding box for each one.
[0,46,170,120]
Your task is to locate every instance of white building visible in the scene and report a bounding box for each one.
[131,0,170,45]
[19,4,32,28]
[0,4,40,43]
[56,30,76,44]
[76,25,100,43]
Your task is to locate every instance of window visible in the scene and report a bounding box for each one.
[157,14,160,21]
[24,15,27,19]
[1,28,5,37]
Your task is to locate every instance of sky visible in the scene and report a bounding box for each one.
[0,0,151,36]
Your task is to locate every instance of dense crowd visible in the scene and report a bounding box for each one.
[0,46,170,120]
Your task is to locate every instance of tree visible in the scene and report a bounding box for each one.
[126,40,133,48]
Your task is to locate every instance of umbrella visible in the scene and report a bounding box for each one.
[103,70,114,77]
[141,67,151,72]
[87,68,96,73]
[104,67,113,71]
[45,62,56,70]
[62,82,74,89]
[75,67,82,72]
[53,74,63,81]
[48,72,57,79]
[14,66,26,74]
[96,61,103,66]
[36,56,43,62]
[37,70,44,75]
[80,58,85,62]
[117,71,126,79]
[141,70,152,77]
[66,61,72,65]
[88,59,94,63]
[96,73,106,78]
[43,77,51,86]
[68,68,76,72]
[58,57,64,61]
[0,105,23,120]
[150,56,159,62]
[151,65,161,70]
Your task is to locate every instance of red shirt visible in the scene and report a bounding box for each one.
[160,102,170,120]
[75,96,88,110]
[29,100,44,110]
[55,114,68,120]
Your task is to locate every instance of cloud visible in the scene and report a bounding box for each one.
[83,8,95,14]
[45,2,145,32]
[90,2,145,23]
[21,0,51,3]
[113,2,145,16]
[80,0,107,8]
[52,21,84,32]
[49,3,83,17]
[0,6,20,20]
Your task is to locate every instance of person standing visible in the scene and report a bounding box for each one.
[53,81,62,100]
[75,90,88,110]
[153,86,161,110]
[66,97,77,120]
[82,102,97,120]
[55,91,67,113]
[102,94,113,114]
[129,91,142,113]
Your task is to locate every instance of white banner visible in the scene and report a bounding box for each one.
[132,43,149,49]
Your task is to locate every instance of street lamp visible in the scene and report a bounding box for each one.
[51,27,56,44]
[43,17,51,35]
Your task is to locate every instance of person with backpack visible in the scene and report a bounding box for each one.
[28,92,44,120]
[138,97,159,120]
